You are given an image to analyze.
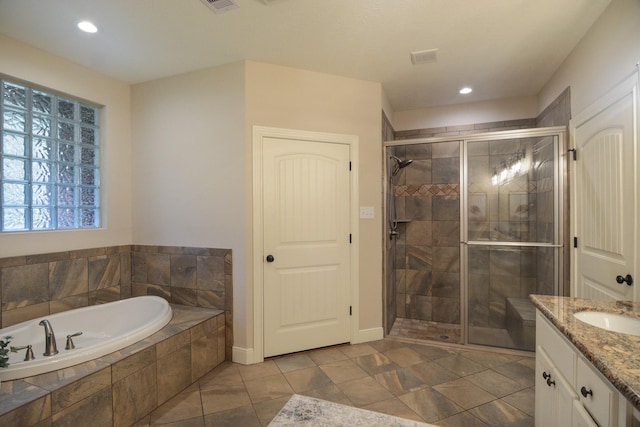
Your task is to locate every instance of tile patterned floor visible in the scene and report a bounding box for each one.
[134,338,535,427]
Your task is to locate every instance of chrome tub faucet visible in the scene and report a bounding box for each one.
[38,319,59,356]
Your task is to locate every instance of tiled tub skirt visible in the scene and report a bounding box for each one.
[0,304,225,426]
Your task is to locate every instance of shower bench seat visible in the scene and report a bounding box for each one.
[506,297,536,351]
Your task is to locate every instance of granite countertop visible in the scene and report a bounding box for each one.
[530,294,640,410]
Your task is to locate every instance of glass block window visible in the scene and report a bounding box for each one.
[1,78,100,231]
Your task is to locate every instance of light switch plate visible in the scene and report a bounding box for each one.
[360,206,375,219]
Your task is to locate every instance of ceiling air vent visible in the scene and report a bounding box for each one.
[200,0,240,14]
[410,48,438,65]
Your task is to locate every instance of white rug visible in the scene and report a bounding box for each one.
[268,394,436,427]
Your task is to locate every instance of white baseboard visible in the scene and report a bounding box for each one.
[352,327,384,344]
[236,327,383,364]
[232,346,256,365]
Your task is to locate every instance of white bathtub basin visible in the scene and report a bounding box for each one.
[0,296,172,381]
[573,311,640,336]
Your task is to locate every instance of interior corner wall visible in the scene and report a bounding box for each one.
[538,0,640,116]
[392,96,538,131]
[381,89,395,131]
[244,60,384,338]
[130,61,247,347]
[0,34,133,257]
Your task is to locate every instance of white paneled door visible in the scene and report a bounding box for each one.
[262,136,351,357]
[572,71,639,301]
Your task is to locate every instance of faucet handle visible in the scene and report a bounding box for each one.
[65,332,83,350]
[14,345,35,361]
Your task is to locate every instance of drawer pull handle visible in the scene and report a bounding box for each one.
[547,378,556,387]
[542,371,551,380]
[580,386,593,398]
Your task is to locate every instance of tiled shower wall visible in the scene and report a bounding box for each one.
[0,244,232,359]
[391,140,461,326]
[394,119,537,140]
[536,87,571,128]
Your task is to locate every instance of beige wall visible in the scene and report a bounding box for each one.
[0,34,132,257]
[131,61,383,354]
[393,96,538,131]
[245,61,384,346]
[130,62,247,345]
[539,0,640,115]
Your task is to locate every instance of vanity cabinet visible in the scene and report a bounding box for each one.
[536,310,627,427]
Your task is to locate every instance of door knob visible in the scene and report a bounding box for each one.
[616,274,633,286]
[266,255,275,263]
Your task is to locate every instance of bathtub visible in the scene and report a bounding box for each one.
[0,296,173,381]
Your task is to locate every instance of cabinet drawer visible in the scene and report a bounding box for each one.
[577,356,617,427]
[537,311,576,383]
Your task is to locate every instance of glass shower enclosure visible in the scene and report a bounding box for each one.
[383,127,565,353]
[462,129,565,351]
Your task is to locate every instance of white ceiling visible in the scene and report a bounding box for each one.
[0,0,611,112]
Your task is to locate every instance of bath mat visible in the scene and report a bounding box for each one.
[268,394,436,427]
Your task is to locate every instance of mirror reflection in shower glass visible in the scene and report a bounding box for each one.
[467,136,557,244]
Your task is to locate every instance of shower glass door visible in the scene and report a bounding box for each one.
[463,129,564,351]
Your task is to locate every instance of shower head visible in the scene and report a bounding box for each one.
[390,155,413,177]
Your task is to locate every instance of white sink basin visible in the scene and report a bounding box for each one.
[573,311,640,336]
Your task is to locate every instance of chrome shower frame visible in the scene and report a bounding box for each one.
[383,126,567,350]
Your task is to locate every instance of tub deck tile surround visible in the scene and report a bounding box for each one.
[0,244,233,360]
[0,304,224,426]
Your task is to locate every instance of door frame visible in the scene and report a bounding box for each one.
[570,69,640,301]
[251,125,360,364]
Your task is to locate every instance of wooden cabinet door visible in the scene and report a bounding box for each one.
[536,346,558,426]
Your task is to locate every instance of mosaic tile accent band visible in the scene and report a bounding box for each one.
[394,184,460,197]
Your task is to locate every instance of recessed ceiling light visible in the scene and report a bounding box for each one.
[459,87,473,95]
[77,21,98,33]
